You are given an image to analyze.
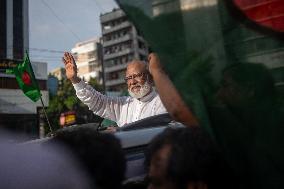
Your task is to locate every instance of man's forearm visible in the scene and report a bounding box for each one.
[73,81,121,124]
[151,69,199,127]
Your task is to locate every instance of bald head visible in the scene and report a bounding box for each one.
[126,60,148,76]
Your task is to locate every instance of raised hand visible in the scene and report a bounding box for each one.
[148,53,163,75]
[62,52,80,83]
[147,52,199,127]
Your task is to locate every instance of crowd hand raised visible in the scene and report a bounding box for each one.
[148,53,164,76]
[62,52,80,84]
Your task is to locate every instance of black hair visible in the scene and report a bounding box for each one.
[49,127,126,189]
[145,127,237,189]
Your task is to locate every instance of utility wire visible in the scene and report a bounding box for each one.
[29,47,65,54]
[6,46,65,54]
[41,0,81,41]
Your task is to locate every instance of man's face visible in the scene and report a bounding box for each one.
[125,62,152,99]
[125,62,147,93]
[147,145,176,189]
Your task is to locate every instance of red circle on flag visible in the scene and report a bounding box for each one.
[233,0,284,32]
[22,71,32,85]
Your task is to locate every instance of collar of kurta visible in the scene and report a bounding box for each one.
[137,89,156,103]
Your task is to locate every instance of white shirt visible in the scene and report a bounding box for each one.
[73,80,167,127]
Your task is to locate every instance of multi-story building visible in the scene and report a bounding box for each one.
[0,60,49,139]
[71,38,103,83]
[218,0,284,89]
[0,0,48,139]
[47,75,58,96]
[0,0,29,59]
[100,8,149,94]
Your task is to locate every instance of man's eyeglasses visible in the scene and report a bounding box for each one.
[124,72,146,83]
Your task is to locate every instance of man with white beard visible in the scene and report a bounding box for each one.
[62,52,167,128]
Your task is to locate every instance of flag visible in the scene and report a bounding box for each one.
[115,0,284,188]
[13,52,41,102]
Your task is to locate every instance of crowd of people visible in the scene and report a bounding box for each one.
[0,126,229,189]
[0,51,282,189]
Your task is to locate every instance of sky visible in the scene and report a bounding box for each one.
[29,0,118,72]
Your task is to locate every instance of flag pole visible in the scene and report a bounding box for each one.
[39,95,53,133]
[25,50,53,134]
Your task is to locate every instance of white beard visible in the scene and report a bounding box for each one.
[128,81,152,99]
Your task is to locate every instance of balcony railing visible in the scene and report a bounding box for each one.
[103,34,132,47]
[102,21,132,35]
[138,49,148,56]
[105,78,125,86]
[104,63,127,73]
[100,9,125,23]
[104,49,133,60]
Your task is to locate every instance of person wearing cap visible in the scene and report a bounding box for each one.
[62,52,167,128]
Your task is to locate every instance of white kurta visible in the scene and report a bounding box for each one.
[73,80,167,127]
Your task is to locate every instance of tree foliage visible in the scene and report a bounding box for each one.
[46,77,104,133]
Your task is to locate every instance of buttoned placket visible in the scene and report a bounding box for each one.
[134,100,143,121]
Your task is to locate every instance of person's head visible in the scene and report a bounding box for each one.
[47,127,126,189]
[0,140,92,189]
[218,63,275,108]
[125,60,153,99]
[145,127,235,189]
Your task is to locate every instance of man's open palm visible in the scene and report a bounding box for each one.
[62,52,80,83]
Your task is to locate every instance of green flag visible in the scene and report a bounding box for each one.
[116,0,284,188]
[13,52,41,102]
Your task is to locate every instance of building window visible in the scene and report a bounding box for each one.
[0,0,6,59]
[139,54,146,61]
[88,51,96,59]
[138,41,146,50]
[0,77,47,90]
[110,72,118,79]
[13,0,23,60]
